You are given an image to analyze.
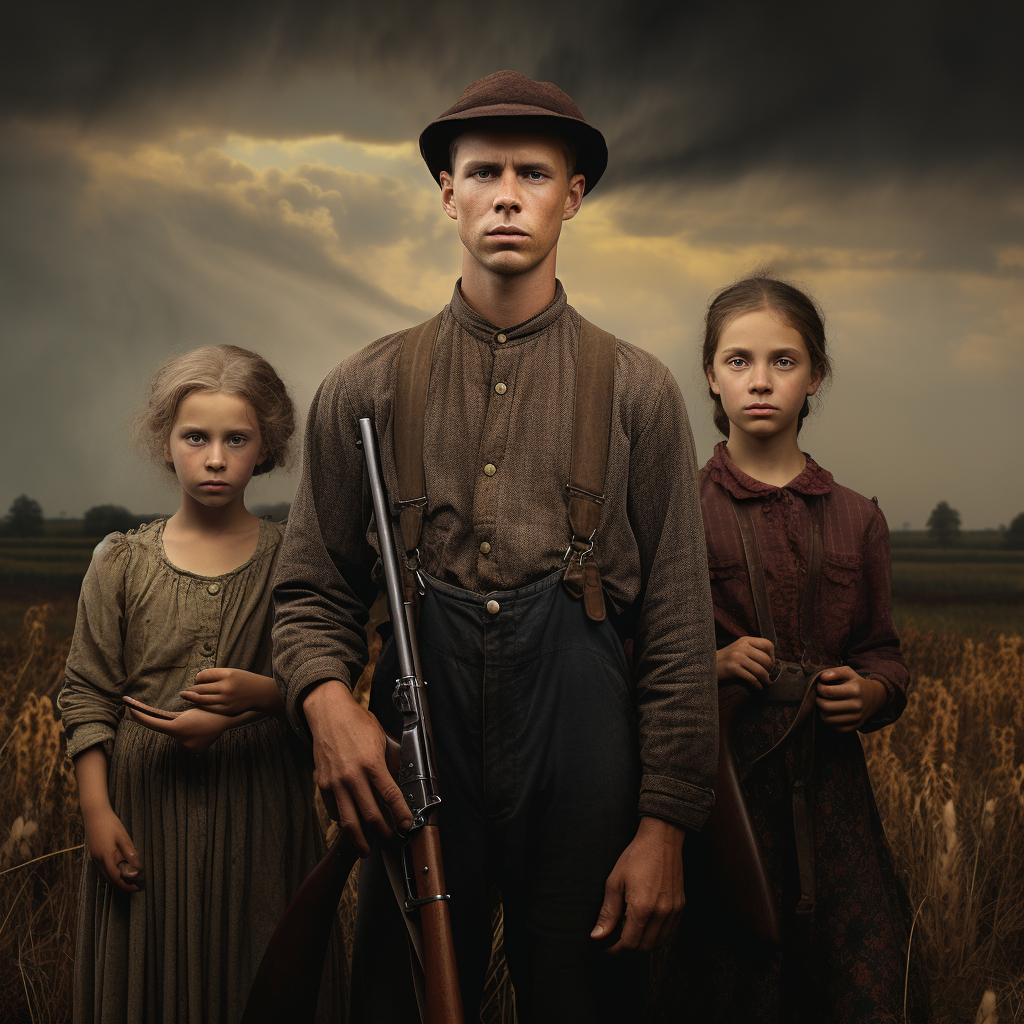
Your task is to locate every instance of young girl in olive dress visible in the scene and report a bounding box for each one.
[651,276,929,1022]
[58,345,341,1023]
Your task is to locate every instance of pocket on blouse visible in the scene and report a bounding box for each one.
[818,554,863,649]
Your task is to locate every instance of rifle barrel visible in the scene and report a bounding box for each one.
[358,417,416,680]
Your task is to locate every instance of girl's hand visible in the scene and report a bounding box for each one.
[83,807,143,893]
[180,668,281,716]
[717,636,775,689]
[126,703,260,753]
[815,667,888,731]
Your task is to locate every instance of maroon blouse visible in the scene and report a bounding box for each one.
[699,442,908,729]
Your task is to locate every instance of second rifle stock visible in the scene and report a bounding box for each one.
[705,682,783,946]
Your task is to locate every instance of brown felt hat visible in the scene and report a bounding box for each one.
[419,70,608,196]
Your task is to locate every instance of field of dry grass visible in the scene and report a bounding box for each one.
[0,600,1021,1022]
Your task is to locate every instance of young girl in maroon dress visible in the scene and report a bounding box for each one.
[652,275,929,1022]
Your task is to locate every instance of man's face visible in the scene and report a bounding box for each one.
[440,131,585,278]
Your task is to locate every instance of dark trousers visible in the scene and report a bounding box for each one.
[351,570,645,1024]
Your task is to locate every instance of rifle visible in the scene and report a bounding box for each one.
[703,682,782,946]
[241,417,464,1024]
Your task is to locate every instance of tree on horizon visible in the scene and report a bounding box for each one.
[1006,511,1024,551]
[927,501,961,546]
[2,494,45,537]
[83,504,139,537]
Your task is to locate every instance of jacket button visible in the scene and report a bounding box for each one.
[486,600,500,615]
[494,382,507,395]
[483,463,496,477]
[479,541,491,555]
[201,641,213,655]
[207,583,221,595]
[495,333,507,344]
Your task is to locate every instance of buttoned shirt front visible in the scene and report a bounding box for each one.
[273,282,718,830]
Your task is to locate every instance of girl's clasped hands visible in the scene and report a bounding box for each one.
[126,667,281,752]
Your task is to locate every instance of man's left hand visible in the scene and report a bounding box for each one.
[591,817,685,954]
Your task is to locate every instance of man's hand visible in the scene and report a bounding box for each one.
[816,666,888,731]
[590,817,685,953]
[303,679,413,857]
[717,636,774,689]
[180,668,282,716]
[125,701,260,752]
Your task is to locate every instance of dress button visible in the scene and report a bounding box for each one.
[207,583,220,595]
[479,541,491,555]
[494,382,507,395]
[486,600,500,615]
[483,463,497,477]
[495,333,507,344]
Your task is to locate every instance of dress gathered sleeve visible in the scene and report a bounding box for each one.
[272,368,379,741]
[58,534,130,760]
[627,368,718,832]
[846,505,909,732]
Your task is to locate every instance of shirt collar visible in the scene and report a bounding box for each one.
[707,440,833,499]
[448,278,569,346]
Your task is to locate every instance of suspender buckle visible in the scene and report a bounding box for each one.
[394,495,427,511]
[564,529,597,564]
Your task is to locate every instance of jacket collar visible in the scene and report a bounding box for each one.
[707,441,833,499]
[449,278,569,346]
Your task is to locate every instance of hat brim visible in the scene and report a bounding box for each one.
[419,110,608,197]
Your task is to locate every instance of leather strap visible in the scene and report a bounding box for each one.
[731,500,779,652]
[728,493,827,931]
[393,314,443,610]
[562,318,616,621]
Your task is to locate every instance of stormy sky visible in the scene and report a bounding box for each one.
[1,1,1021,528]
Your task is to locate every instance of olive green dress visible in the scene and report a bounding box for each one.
[58,519,342,1024]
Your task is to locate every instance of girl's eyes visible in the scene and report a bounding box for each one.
[727,358,747,368]
[184,434,248,445]
[776,358,795,368]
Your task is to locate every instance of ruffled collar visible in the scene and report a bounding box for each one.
[706,441,833,500]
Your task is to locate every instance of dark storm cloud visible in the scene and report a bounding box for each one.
[3,1,1020,182]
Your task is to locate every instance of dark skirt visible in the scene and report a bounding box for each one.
[648,704,931,1024]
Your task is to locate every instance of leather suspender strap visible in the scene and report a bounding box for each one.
[393,313,443,602]
[562,318,616,622]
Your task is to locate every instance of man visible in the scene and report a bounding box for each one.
[273,70,717,1023]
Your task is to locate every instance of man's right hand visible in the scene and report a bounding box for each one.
[303,679,413,856]
[716,636,775,689]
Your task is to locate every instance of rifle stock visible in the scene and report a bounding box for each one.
[240,736,401,1024]
[705,682,783,946]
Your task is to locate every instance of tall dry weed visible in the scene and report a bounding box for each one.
[864,626,1024,1023]
[0,605,82,1023]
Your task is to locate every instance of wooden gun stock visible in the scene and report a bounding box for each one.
[704,683,783,946]
[240,735,401,1024]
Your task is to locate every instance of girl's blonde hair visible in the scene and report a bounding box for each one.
[138,345,295,475]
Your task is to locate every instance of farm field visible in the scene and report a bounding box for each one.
[0,523,1022,1021]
